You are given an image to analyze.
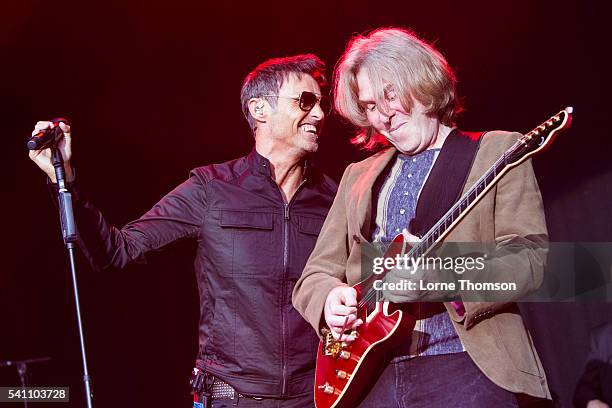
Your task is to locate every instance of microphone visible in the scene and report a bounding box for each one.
[27,118,70,150]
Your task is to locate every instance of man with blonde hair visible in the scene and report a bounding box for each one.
[293,28,551,407]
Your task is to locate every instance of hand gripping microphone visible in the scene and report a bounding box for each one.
[27,117,94,408]
[27,118,70,150]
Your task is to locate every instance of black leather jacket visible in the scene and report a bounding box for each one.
[68,150,337,398]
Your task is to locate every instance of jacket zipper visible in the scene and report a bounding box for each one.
[280,179,307,397]
[281,202,289,396]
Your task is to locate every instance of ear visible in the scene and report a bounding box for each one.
[248,98,267,123]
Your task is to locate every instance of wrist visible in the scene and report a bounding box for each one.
[47,164,75,184]
[64,163,75,182]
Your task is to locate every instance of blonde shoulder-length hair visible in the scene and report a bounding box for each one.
[333,27,462,151]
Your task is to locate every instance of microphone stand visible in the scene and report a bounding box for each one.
[50,145,94,408]
[1,357,51,408]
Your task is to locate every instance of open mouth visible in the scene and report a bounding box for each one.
[300,123,318,135]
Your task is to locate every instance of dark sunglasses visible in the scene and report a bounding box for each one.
[262,91,326,112]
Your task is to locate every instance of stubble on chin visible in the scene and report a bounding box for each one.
[304,141,319,153]
[299,133,319,154]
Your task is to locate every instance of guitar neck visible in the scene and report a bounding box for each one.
[410,146,516,259]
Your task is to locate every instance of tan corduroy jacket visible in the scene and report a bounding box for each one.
[292,131,551,399]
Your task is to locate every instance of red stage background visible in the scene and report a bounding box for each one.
[1,0,610,406]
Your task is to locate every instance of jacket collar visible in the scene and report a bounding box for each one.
[247,148,317,181]
[247,148,272,177]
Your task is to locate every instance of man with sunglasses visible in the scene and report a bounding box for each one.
[29,54,336,407]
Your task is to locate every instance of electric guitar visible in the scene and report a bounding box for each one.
[314,107,574,408]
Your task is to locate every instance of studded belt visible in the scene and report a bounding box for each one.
[210,378,242,399]
[191,367,263,402]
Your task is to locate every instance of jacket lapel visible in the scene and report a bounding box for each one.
[348,148,397,240]
[410,130,483,237]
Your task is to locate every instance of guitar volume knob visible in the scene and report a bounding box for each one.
[339,350,351,360]
[318,383,335,395]
[336,369,351,379]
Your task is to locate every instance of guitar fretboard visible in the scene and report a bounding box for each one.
[410,148,513,259]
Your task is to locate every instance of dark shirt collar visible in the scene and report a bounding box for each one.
[247,149,272,177]
[247,148,316,181]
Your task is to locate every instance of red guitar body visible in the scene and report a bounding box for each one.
[314,280,416,408]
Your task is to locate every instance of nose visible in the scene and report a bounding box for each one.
[378,106,395,126]
[309,100,324,121]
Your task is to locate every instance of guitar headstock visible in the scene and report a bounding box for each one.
[506,106,573,166]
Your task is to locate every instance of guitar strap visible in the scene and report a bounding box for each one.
[409,129,484,237]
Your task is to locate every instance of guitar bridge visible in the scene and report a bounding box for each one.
[321,328,351,357]
[321,328,341,356]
